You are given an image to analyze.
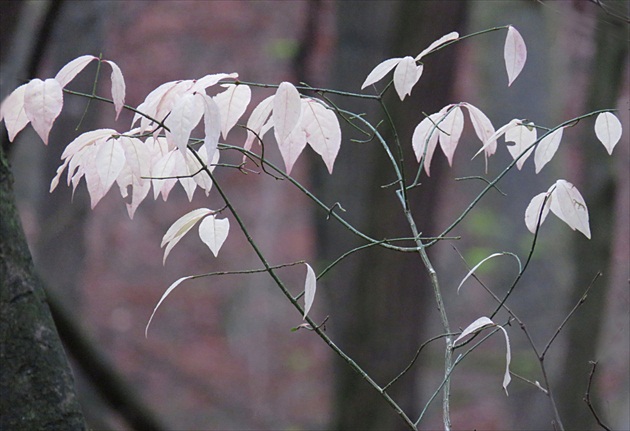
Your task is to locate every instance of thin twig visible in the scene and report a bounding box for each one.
[584,361,612,431]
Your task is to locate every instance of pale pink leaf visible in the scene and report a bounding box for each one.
[213,84,251,139]
[524,192,551,234]
[124,175,152,219]
[594,112,622,154]
[505,121,536,169]
[146,275,194,337]
[361,57,402,89]
[164,92,204,154]
[82,145,109,208]
[49,159,70,193]
[303,263,317,320]
[550,179,590,239]
[103,60,126,120]
[171,149,197,201]
[474,119,521,159]
[454,316,495,344]
[415,31,459,61]
[190,72,238,94]
[438,105,464,166]
[0,84,29,141]
[393,56,422,101]
[462,103,496,156]
[498,325,512,395]
[273,82,302,144]
[151,150,178,200]
[24,78,63,145]
[278,125,307,174]
[411,113,441,176]
[54,55,97,88]
[95,136,126,194]
[301,98,341,173]
[119,136,151,181]
[131,80,179,129]
[161,208,213,264]
[201,94,221,162]
[244,95,275,152]
[198,215,230,257]
[61,128,117,160]
[534,127,564,173]
[504,26,527,86]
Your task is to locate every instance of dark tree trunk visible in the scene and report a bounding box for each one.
[0,145,86,430]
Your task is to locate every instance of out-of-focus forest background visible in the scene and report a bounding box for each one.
[1,1,628,430]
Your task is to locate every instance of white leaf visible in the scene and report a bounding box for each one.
[474,119,521,159]
[131,80,179,130]
[95,136,126,193]
[361,57,402,89]
[594,112,622,154]
[146,275,194,337]
[498,325,512,395]
[24,78,64,145]
[190,72,238,94]
[103,60,126,120]
[198,215,230,257]
[550,179,591,239]
[415,31,459,60]
[278,124,307,174]
[244,95,274,152]
[301,98,341,173]
[524,192,551,234]
[534,127,564,173]
[119,136,151,180]
[164,92,204,153]
[151,150,178,200]
[0,84,29,141]
[505,121,537,169]
[438,105,464,166]
[273,82,302,143]
[61,128,118,160]
[457,252,507,294]
[454,316,495,345]
[213,84,251,139]
[54,55,97,88]
[504,26,527,86]
[393,56,423,101]
[411,113,441,176]
[201,94,221,162]
[303,263,317,320]
[462,103,496,156]
[161,208,213,264]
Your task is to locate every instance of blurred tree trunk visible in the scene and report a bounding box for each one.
[0,145,86,430]
[320,2,467,429]
[557,2,628,429]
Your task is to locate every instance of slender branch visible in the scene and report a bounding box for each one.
[584,361,612,431]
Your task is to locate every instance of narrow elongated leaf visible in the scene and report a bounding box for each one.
[24,78,63,145]
[0,84,29,141]
[165,92,205,154]
[524,192,551,234]
[213,84,251,139]
[131,80,179,129]
[361,57,402,89]
[462,102,496,156]
[411,112,441,175]
[198,215,230,257]
[303,263,317,320]
[415,31,459,60]
[505,121,536,169]
[438,105,464,166]
[457,252,519,294]
[103,60,126,120]
[504,26,527,86]
[301,98,341,173]
[161,208,213,264]
[454,316,495,344]
[54,55,97,88]
[498,325,512,395]
[146,275,194,337]
[474,119,521,159]
[273,82,302,143]
[190,72,238,94]
[550,179,590,239]
[95,136,126,193]
[393,56,422,101]
[151,150,178,200]
[534,127,563,173]
[62,128,117,160]
[201,94,221,162]
[594,112,622,154]
[244,95,274,151]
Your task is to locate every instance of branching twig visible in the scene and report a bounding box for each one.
[584,361,612,431]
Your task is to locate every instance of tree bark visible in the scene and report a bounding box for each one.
[0,145,86,430]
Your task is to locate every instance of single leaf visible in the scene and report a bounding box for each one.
[161,208,213,264]
[278,124,307,174]
[54,55,97,88]
[438,105,464,166]
[151,150,179,200]
[131,80,179,130]
[534,127,564,173]
[594,112,622,154]
[0,84,29,141]
[301,98,341,173]
[103,60,126,120]
[457,252,519,294]
[415,31,459,60]
[504,26,527,86]
[198,215,230,257]
[474,118,521,159]
[303,263,317,320]
[164,92,205,154]
[411,112,441,175]
[146,275,194,337]
[95,136,126,193]
[273,82,302,144]
[62,128,118,160]
[524,192,551,234]
[393,56,422,101]
[213,83,251,139]
[24,78,64,145]
[454,316,495,344]
[550,179,591,239]
[244,95,274,151]
[505,121,537,170]
[190,72,238,94]
[201,94,221,162]
[361,57,402,89]
[498,325,512,395]
[462,103,496,156]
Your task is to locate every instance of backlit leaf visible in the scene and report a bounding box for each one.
[303,263,317,320]
[103,60,126,120]
[273,82,303,173]
[524,192,551,234]
[454,316,494,344]
[594,112,622,154]
[415,31,459,60]
[201,94,221,162]
[474,118,521,159]
[198,215,230,257]
[505,121,536,170]
[550,179,590,239]
[301,98,341,173]
[457,252,520,294]
[361,57,402,89]
[213,83,251,139]
[0,84,29,141]
[534,127,563,173]
[504,26,527,86]
[244,95,274,152]
[161,208,212,264]
[54,55,97,88]
[24,78,63,145]
[190,72,238,94]
[411,112,441,176]
[164,92,204,154]
[146,275,194,337]
[462,103,496,156]
[438,105,464,166]
[393,56,422,101]
[95,136,126,194]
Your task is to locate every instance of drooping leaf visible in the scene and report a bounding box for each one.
[438,105,464,166]
[454,316,494,344]
[244,95,274,152]
[103,60,126,120]
[505,121,536,170]
[534,127,564,173]
[201,94,221,162]
[474,118,521,159]
[131,80,179,130]
[24,78,64,145]
[61,128,117,160]
[190,72,238,94]
[303,263,317,320]
[550,179,591,239]
[151,150,179,201]
[461,102,496,156]
[95,136,126,194]
[213,83,251,139]
[301,98,341,173]
[273,82,303,173]
[198,215,230,257]
[498,325,512,395]
[415,31,459,60]
[164,92,205,154]
[146,275,194,337]
[361,57,402,89]
[278,124,307,174]
[161,208,213,264]
[457,252,520,294]
[504,26,527,86]
[0,84,29,141]
[411,112,441,176]
[54,55,97,88]
[524,191,551,234]
[393,56,423,101]
[594,112,622,154]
